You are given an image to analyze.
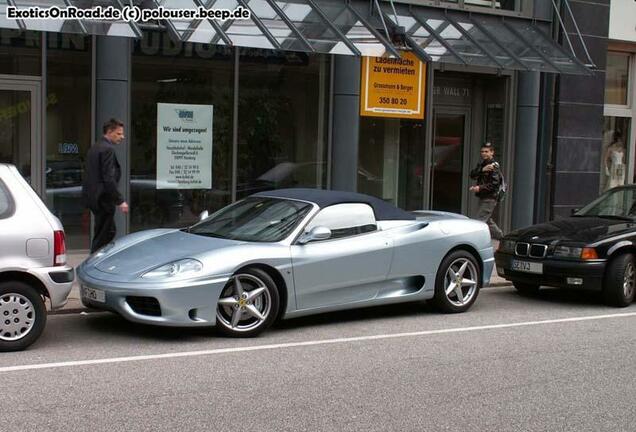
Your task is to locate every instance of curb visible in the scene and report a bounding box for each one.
[47,283,513,315]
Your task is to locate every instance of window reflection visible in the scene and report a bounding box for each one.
[236,50,329,199]
[45,34,92,250]
[601,117,630,192]
[131,32,234,232]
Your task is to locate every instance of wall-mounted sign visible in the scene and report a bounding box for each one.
[157,103,213,189]
[360,51,427,119]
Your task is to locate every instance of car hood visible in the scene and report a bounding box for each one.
[92,230,244,277]
[508,217,636,244]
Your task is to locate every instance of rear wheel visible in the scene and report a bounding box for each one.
[0,281,47,352]
[432,250,481,313]
[513,282,540,296]
[603,253,636,307]
[215,268,279,338]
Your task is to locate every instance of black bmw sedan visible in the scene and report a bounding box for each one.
[495,185,636,307]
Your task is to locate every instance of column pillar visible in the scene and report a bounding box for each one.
[511,71,540,230]
[331,56,360,191]
[95,36,131,237]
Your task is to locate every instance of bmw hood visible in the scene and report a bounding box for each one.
[508,217,636,244]
[91,230,243,277]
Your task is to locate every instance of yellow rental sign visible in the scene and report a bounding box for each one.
[360,51,427,119]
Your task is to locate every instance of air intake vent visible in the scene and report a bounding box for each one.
[126,296,161,316]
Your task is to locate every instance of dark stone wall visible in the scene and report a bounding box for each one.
[550,0,610,218]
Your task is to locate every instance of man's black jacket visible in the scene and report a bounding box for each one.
[469,158,502,199]
[82,137,124,212]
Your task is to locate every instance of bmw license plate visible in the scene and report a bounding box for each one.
[82,286,106,303]
[511,260,543,274]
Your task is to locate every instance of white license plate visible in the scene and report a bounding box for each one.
[511,260,543,274]
[82,286,106,303]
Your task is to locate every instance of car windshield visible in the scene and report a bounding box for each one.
[575,188,636,219]
[189,197,312,242]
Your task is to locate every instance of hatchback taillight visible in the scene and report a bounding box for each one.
[54,230,66,266]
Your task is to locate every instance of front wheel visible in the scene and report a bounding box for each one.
[603,253,636,307]
[0,281,47,352]
[432,250,481,313]
[215,268,280,337]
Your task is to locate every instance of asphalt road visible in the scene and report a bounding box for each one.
[2,286,636,432]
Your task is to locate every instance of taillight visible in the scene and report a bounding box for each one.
[54,230,67,266]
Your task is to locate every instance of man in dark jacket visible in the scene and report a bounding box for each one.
[469,142,504,240]
[83,118,129,253]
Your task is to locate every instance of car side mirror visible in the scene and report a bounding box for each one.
[199,210,209,221]
[298,226,332,244]
[570,208,579,215]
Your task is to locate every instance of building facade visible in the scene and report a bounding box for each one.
[0,0,595,252]
[602,0,635,194]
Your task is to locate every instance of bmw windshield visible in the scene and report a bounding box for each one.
[575,187,636,220]
[188,197,312,242]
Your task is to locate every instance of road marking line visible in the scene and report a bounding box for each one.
[3,311,636,373]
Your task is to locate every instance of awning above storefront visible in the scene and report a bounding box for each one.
[0,0,592,75]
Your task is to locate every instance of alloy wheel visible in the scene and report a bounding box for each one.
[444,258,479,307]
[216,273,272,333]
[0,293,36,341]
[623,262,635,299]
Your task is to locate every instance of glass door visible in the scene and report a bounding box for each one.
[430,108,470,214]
[0,80,41,191]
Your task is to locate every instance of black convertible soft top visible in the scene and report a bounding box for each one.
[253,188,416,221]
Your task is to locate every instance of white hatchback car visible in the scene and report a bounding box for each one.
[0,164,74,351]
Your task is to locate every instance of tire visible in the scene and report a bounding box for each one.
[432,250,481,313]
[603,253,636,307]
[513,282,540,296]
[0,281,47,352]
[215,268,280,338]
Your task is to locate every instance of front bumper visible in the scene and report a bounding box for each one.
[28,265,74,309]
[494,252,606,291]
[77,269,231,327]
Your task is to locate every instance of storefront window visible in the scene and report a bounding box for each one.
[45,34,92,250]
[131,32,234,232]
[237,50,329,199]
[600,116,631,192]
[605,52,630,106]
[0,29,41,76]
[358,118,426,210]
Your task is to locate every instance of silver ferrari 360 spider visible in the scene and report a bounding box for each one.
[77,189,494,337]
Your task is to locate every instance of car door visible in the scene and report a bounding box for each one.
[290,203,393,310]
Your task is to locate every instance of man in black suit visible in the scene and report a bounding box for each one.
[83,118,129,253]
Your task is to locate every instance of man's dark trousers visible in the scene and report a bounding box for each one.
[91,200,116,253]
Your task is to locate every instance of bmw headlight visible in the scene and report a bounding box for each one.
[141,259,203,279]
[498,239,516,253]
[553,245,583,258]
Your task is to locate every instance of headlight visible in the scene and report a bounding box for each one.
[498,239,516,253]
[141,259,203,279]
[553,245,583,258]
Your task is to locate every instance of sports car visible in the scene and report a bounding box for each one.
[495,185,636,307]
[77,189,494,337]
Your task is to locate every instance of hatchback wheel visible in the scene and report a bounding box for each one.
[603,253,636,307]
[216,268,279,337]
[432,250,481,313]
[0,281,47,352]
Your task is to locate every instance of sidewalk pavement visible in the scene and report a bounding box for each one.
[53,243,510,315]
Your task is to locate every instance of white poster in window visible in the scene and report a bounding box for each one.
[157,103,213,189]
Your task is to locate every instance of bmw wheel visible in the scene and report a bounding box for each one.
[0,281,47,352]
[603,253,636,307]
[216,268,280,337]
[432,250,481,313]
